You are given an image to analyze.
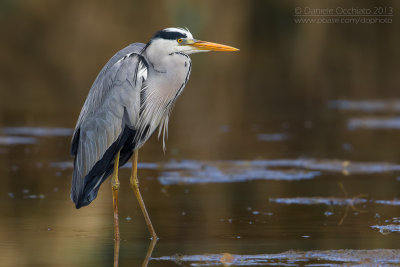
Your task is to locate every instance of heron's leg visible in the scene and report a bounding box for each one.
[113,235,120,267]
[130,150,158,240]
[111,151,121,241]
[142,238,158,267]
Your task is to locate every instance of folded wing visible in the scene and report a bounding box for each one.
[71,43,148,208]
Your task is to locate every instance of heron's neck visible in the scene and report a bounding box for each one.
[143,51,169,73]
[144,42,190,73]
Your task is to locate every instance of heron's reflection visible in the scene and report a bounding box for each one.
[113,237,158,267]
[113,237,119,267]
[142,238,158,267]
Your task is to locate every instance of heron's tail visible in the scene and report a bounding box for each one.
[70,126,137,209]
[70,136,118,209]
[72,151,134,209]
[71,153,115,209]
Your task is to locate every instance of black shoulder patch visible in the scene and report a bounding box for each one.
[152,30,187,40]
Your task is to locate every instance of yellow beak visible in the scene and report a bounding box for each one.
[188,39,239,52]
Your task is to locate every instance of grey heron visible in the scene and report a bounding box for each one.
[70,27,238,240]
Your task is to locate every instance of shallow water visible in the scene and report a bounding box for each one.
[2,99,400,266]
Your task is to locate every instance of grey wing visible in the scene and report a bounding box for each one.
[73,42,146,130]
[71,43,148,208]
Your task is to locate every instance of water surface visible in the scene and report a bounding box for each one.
[2,98,400,266]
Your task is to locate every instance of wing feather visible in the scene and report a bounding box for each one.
[71,43,147,208]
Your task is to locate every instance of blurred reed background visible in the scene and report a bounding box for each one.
[1,0,399,140]
[1,0,398,165]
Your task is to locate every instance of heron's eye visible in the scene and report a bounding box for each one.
[177,39,183,44]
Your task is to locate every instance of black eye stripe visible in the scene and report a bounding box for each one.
[153,30,187,40]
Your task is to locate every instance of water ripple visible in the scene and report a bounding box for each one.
[269,197,400,206]
[257,133,289,142]
[50,158,400,184]
[371,225,400,234]
[2,127,73,136]
[0,136,37,145]
[328,100,400,113]
[153,249,400,266]
[159,169,319,185]
[348,117,400,130]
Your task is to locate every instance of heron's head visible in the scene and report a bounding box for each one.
[146,27,239,56]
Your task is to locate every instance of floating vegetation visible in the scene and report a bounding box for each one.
[0,136,36,145]
[2,127,73,136]
[153,249,400,266]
